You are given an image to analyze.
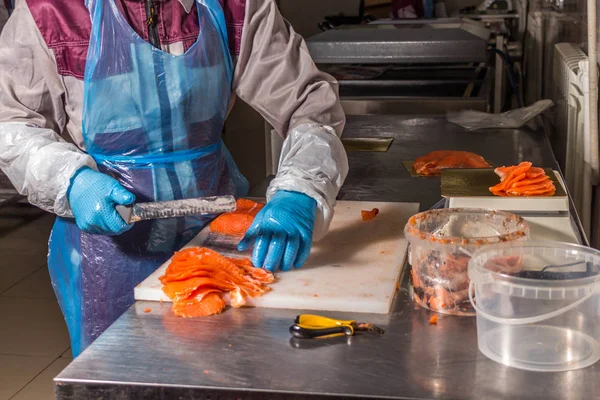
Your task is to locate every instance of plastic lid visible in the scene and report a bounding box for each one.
[468,241,600,300]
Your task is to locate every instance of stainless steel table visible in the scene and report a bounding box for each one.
[55,116,596,399]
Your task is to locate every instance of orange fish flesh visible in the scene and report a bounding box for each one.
[160,247,274,318]
[209,198,264,236]
[489,162,555,197]
[413,150,491,176]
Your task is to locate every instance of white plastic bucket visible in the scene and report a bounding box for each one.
[468,241,600,372]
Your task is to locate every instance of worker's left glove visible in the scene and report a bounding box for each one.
[238,191,317,272]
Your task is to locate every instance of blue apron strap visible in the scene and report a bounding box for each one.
[199,0,229,45]
[82,0,105,140]
[198,0,233,80]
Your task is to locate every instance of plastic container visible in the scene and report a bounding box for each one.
[404,208,529,316]
[468,241,600,372]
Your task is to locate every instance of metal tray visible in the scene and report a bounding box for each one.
[441,168,567,197]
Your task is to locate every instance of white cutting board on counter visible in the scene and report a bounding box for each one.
[135,201,419,314]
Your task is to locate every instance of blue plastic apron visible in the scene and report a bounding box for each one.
[48,0,248,357]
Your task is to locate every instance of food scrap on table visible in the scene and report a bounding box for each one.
[489,162,556,196]
[361,208,379,221]
[209,198,264,236]
[144,308,152,313]
[160,247,275,318]
[413,150,490,176]
[429,315,438,325]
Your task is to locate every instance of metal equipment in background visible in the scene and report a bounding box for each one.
[304,18,492,117]
[265,19,497,175]
[458,0,526,43]
[317,0,376,32]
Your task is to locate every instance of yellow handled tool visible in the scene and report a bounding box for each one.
[289,314,385,339]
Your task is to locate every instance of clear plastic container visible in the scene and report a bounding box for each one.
[468,241,600,372]
[404,208,529,316]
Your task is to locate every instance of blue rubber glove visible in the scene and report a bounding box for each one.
[238,191,317,272]
[67,167,135,235]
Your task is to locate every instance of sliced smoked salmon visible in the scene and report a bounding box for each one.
[413,150,491,176]
[172,292,226,318]
[160,247,275,318]
[209,198,264,236]
[227,257,275,283]
[361,208,379,221]
[489,162,556,197]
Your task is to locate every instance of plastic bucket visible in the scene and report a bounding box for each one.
[404,208,528,316]
[468,241,600,372]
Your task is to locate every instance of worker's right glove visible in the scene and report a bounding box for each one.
[238,190,317,272]
[67,167,135,235]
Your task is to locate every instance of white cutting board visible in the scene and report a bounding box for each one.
[135,201,419,314]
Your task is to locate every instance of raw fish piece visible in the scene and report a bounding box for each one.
[209,198,264,236]
[489,162,555,197]
[361,208,379,221]
[160,247,275,318]
[413,150,491,176]
[172,292,226,317]
[162,277,235,302]
[510,175,550,187]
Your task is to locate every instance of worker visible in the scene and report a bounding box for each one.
[0,0,348,357]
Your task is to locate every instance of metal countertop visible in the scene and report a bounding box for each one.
[339,115,562,207]
[55,115,596,399]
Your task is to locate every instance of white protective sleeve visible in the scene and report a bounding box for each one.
[266,123,349,241]
[0,122,97,217]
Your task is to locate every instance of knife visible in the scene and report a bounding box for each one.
[115,195,236,224]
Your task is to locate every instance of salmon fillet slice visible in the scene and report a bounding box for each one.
[161,265,266,296]
[506,180,554,195]
[163,249,268,296]
[413,150,491,176]
[209,198,264,236]
[227,257,275,284]
[521,187,556,196]
[526,167,546,179]
[172,292,226,318]
[510,175,551,188]
[162,277,236,302]
[489,162,556,197]
[494,165,518,181]
[160,247,275,318]
[492,162,532,191]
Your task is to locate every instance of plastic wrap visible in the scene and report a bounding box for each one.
[48,0,245,356]
[267,123,349,241]
[0,122,96,216]
[447,100,554,130]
